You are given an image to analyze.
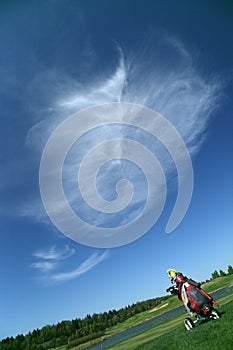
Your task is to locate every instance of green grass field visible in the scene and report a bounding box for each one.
[105,294,233,350]
[104,297,179,337]
[201,274,233,293]
[54,275,233,350]
[104,274,233,338]
[135,297,233,350]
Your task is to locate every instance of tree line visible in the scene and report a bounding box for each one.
[0,296,168,350]
[210,265,233,280]
[1,265,232,350]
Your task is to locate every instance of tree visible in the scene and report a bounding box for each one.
[211,270,219,279]
[219,269,226,277]
[227,265,233,275]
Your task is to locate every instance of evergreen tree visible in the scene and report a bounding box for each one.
[211,270,219,279]
[227,265,233,275]
[219,269,226,277]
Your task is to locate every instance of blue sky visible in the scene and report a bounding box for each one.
[0,0,233,340]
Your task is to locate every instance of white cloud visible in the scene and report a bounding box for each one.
[23,36,223,234]
[31,246,109,283]
[57,54,126,109]
[26,37,221,156]
[31,261,57,272]
[50,250,109,283]
[33,245,75,260]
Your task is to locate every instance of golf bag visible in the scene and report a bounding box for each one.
[166,273,220,330]
[180,281,219,316]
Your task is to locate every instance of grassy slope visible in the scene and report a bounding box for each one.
[58,275,233,350]
[105,274,233,337]
[200,274,233,293]
[106,294,233,350]
[104,297,179,336]
[135,296,233,350]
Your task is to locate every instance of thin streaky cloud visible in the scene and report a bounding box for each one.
[33,245,75,260]
[26,36,221,157]
[31,261,57,272]
[22,36,223,228]
[50,250,109,283]
[57,55,126,109]
[24,56,126,156]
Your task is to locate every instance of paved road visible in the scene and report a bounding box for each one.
[86,285,233,350]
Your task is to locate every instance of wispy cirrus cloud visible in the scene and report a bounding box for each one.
[57,54,126,110]
[22,35,223,234]
[50,250,109,283]
[31,245,74,275]
[31,261,57,272]
[25,35,222,161]
[33,245,75,260]
[31,245,109,283]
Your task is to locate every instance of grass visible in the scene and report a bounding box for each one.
[56,275,233,350]
[105,274,233,337]
[201,274,233,293]
[105,294,233,350]
[104,297,180,336]
[105,315,185,350]
[135,298,233,350]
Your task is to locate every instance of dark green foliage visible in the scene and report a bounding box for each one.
[0,296,168,350]
[1,266,232,350]
[211,270,220,279]
[219,269,226,277]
